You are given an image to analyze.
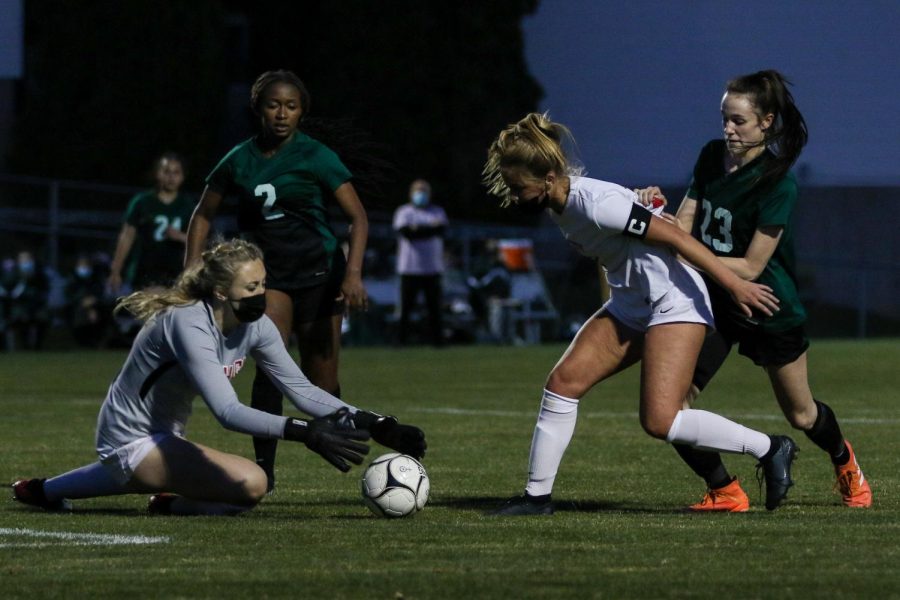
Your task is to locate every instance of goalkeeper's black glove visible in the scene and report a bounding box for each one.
[352,410,427,459]
[283,408,370,472]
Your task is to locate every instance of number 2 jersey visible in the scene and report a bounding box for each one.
[95,301,353,460]
[206,133,353,289]
[687,139,806,331]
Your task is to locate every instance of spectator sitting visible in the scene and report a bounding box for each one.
[65,254,113,347]
[6,251,50,351]
[466,239,512,342]
[0,256,16,350]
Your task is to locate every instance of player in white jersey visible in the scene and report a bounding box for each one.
[12,239,425,516]
[483,113,796,516]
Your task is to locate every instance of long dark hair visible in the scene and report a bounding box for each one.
[250,70,395,204]
[726,70,808,189]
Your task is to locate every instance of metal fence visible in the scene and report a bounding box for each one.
[1,174,898,345]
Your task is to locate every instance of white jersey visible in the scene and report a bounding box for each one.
[95,301,352,459]
[393,203,449,275]
[549,176,697,306]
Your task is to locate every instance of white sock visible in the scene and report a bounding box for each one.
[665,409,772,459]
[169,497,254,516]
[44,462,129,501]
[524,389,580,497]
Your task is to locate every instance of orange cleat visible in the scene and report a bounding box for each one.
[689,477,750,513]
[835,441,872,508]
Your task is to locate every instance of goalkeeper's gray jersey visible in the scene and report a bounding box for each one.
[95,300,352,459]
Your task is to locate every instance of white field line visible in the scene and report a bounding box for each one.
[0,528,170,548]
[409,406,900,425]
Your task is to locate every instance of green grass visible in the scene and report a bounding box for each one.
[2,340,899,599]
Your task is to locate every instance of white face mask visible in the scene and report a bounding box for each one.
[411,190,429,206]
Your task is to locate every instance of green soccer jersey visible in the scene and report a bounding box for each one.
[124,190,195,288]
[206,132,352,289]
[687,140,806,331]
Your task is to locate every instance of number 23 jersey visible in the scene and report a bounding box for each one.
[206,132,353,289]
[687,139,805,330]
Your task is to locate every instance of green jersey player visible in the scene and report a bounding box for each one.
[639,70,871,511]
[186,71,372,492]
[108,153,194,291]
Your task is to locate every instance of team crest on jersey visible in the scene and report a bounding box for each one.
[223,358,245,379]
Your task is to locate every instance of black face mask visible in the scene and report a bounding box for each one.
[230,293,267,323]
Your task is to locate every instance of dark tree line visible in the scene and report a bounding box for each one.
[10,1,542,221]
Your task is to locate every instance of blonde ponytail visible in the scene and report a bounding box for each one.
[116,238,264,322]
[483,112,580,206]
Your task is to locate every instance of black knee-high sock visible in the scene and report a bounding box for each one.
[251,366,283,480]
[804,399,848,465]
[673,444,732,490]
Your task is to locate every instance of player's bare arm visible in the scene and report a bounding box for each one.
[644,215,779,317]
[185,186,223,267]
[108,223,137,293]
[333,181,369,311]
[718,225,784,280]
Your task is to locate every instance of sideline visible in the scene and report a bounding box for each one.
[0,527,170,548]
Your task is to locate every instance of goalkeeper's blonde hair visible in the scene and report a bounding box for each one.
[483,112,582,207]
[116,238,264,322]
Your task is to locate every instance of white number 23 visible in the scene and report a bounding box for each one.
[699,199,733,253]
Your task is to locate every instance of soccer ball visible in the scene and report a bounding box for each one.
[360,453,430,518]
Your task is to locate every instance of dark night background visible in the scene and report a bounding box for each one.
[0,1,897,336]
[8,1,543,220]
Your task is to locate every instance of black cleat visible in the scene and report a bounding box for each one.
[11,478,72,511]
[757,436,797,510]
[486,494,554,517]
[147,493,178,515]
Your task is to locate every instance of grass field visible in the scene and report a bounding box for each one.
[2,340,899,599]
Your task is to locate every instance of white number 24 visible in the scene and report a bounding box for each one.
[153,216,182,241]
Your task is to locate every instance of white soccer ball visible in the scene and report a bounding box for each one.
[360,453,430,518]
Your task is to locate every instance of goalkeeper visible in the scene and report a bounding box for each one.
[11,239,426,516]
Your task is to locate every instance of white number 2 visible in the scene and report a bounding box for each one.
[699,199,733,253]
[255,183,284,220]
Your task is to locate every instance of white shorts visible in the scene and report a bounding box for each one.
[99,433,176,485]
[605,265,714,332]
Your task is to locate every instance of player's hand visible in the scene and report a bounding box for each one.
[633,186,667,209]
[165,227,187,243]
[353,410,427,459]
[284,408,371,472]
[340,272,369,312]
[729,280,780,318]
[106,272,123,295]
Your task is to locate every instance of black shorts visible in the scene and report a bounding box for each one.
[692,321,810,391]
[272,266,346,324]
